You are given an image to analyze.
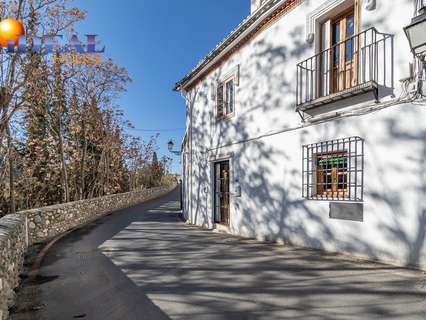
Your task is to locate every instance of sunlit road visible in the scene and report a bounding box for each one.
[27,188,426,320]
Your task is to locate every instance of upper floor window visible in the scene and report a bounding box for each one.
[321,5,359,94]
[296,0,394,119]
[217,76,235,119]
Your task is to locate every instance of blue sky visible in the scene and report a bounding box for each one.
[72,0,249,172]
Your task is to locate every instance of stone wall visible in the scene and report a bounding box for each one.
[23,185,175,245]
[0,214,27,320]
[0,185,175,319]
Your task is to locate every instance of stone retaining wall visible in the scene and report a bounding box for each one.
[23,185,175,245]
[0,215,27,320]
[0,185,175,319]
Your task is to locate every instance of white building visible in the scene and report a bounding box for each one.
[175,0,426,270]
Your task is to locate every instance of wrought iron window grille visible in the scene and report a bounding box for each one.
[302,136,364,202]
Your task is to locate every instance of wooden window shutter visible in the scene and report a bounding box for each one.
[331,167,338,194]
[316,167,324,195]
[217,84,224,118]
[321,20,331,97]
[226,79,234,114]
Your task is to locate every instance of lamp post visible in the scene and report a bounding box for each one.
[404,4,426,57]
[167,139,181,156]
[404,2,426,97]
[168,139,184,210]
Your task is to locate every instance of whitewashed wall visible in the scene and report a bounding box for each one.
[182,0,426,269]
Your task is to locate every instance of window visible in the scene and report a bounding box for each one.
[302,137,364,202]
[316,151,348,197]
[217,77,235,119]
[297,1,394,113]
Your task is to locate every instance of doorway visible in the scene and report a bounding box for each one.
[214,160,230,225]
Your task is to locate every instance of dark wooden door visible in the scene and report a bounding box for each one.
[214,161,230,225]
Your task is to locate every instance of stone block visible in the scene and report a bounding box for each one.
[329,202,364,222]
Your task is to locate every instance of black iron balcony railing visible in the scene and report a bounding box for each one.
[296,28,394,110]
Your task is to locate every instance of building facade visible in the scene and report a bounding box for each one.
[175,0,426,270]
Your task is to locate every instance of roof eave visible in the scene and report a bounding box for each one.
[173,0,287,92]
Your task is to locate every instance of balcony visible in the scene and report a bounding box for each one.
[296,28,394,117]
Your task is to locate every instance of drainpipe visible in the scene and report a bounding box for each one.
[180,89,193,224]
[189,92,194,224]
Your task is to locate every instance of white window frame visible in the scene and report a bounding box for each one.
[216,75,236,120]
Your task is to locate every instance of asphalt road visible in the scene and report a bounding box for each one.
[15,188,426,320]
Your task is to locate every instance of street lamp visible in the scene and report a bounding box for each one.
[404,5,426,57]
[167,139,181,155]
[168,139,174,152]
